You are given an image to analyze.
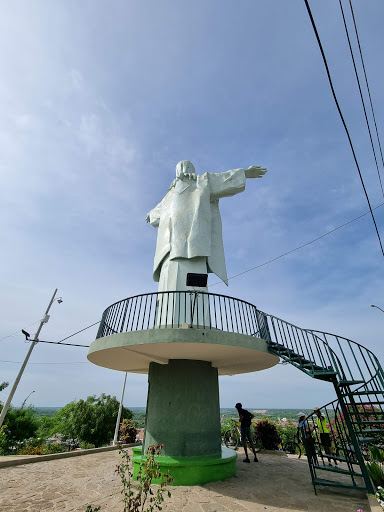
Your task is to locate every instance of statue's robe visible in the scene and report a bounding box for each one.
[148,169,247,289]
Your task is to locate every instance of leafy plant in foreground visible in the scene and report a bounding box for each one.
[367,445,384,488]
[86,443,173,511]
[117,443,173,512]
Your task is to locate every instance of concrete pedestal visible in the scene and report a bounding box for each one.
[132,445,236,486]
[132,359,236,485]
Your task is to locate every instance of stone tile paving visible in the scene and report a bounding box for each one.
[0,448,369,512]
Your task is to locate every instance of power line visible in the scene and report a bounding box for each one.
[57,321,100,343]
[209,201,384,287]
[0,359,88,365]
[38,339,89,348]
[348,0,384,174]
[338,0,384,197]
[303,0,384,258]
[0,320,41,343]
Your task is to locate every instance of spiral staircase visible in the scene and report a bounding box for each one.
[258,311,384,494]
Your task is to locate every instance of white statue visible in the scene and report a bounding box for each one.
[146,161,267,293]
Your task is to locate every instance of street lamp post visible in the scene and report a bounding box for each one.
[20,390,35,410]
[0,289,61,428]
[370,304,384,314]
[113,372,127,446]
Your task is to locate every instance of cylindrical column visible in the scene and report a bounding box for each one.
[144,359,221,457]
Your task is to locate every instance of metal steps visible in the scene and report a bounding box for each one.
[313,477,366,491]
[318,454,350,463]
[313,371,337,381]
[268,343,336,379]
[313,464,362,477]
[357,436,375,443]
[338,380,365,386]
[347,402,383,407]
[348,390,384,396]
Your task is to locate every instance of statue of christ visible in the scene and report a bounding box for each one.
[146,160,267,292]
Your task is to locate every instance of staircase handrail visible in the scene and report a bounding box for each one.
[257,311,346,381]
[258,310,382,388]
[310,330,384,390]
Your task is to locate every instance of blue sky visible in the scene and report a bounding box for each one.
[0,0,383,411]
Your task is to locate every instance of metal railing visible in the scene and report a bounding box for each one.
[258,313,384,387]
[96,291,265,339]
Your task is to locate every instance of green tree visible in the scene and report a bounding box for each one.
[55,394,133,447]
[36,415,59,439]
[52,402,79,440]
[0,381,9,394]
[0,405,38,454]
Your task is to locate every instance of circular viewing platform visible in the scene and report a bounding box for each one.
[87,291,279,375]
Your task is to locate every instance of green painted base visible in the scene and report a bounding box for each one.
[132,446,237,486]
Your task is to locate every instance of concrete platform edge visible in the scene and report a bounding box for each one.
[367,493,382,512]
[0,442,141,468]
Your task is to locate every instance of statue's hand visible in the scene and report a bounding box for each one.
[145,213,151,223]
[245,166,267,179]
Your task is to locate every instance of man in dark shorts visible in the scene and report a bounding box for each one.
[235,403,258,463]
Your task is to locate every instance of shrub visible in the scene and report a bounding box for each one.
[18,445,46,455]
[254,419,281,450]
[17,442,66,455]
[119,419,137,444]
[46,443,66,454]
[367,446,384,489]
[276,423,297,445]
[80,442,96,450]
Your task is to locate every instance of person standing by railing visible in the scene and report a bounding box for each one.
[297,412,318,466]
[314,407,339,468]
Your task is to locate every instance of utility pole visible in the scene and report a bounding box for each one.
[113,372,127,446]
[0,289,59,428]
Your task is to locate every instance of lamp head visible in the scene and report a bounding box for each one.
[22,329,30,340]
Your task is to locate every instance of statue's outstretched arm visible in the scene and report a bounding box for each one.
[243,166,267,179]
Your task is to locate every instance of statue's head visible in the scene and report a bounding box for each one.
[176,160,196,180]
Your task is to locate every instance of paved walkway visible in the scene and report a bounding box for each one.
[0,448,369,512]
